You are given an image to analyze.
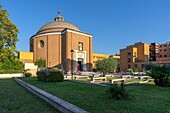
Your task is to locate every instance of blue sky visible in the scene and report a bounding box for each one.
[1,0,170,55]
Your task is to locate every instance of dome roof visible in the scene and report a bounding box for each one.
[37,10,80,33]
[38,21,80,32]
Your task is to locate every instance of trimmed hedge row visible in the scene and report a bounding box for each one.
[37,71,64,82]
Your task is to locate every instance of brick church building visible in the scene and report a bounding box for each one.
[30,10,93,73]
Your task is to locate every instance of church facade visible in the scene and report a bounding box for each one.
[30,11,93,73]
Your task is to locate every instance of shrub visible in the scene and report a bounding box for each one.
[146,64,170,87]
[37,71,64,82]
[133,68,138,72]
[126,68,133,73]
[35,58,46,68]
[25,72,32,77]
[92,68,97,72]
[144,62,155,71]
[37,71,49,82]
[51,68,61,72]
[48,71,64,82]
[106,83,128,100]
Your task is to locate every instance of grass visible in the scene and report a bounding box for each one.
[22,77,170,113]
[124,79,140,83]
[0,79,58,113]
[107,76,121,80]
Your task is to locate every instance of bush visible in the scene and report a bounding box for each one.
[37,71,64,82]
[25,72,32,77]
[92,68,97,72]
[133,68,138,72]
[106,83,128,100]
[51,68,61,72]
[126,68,133,73]
[35,58,46,68]
[48,71,63,82]
[37,71,49,82]
[145,64,170,87]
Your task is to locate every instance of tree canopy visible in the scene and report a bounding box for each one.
[35,58,46,68]
[96,58,117,76]
[145,63,170,87]
[0,5,19,62]
[0,60,24,73]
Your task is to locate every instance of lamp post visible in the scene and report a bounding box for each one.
[70,49,74,80]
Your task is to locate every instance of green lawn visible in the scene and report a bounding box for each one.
[22,77,170,113]
[0,79,58,113]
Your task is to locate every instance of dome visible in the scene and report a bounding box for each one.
[38,21,80,32]
[37,10,80,33]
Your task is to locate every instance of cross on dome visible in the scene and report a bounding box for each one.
[54,9,64,21]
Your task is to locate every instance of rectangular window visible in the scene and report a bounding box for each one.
[164,49,167,52]
[78,42,83,51]
[134,52,137,57]
[128,52,131,56]
[128,65,131,68]
[141,64,144,68]
[128,58,131,62]
[134,64,137,68]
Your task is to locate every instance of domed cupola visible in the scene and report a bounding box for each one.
[37,10,80,34]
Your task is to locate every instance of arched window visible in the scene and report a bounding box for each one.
[78,42,83,51]
[40,40,44,48]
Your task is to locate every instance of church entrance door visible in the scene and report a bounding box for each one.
[77,58,83,71]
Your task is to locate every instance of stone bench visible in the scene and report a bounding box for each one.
[109,78,125,83]
[121,75,131,80]
[74,75,90,80]
[105,74,114,77]
[90,76,107,82]
[133,76,150,80]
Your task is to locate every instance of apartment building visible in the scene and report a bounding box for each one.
[120,42,150,71]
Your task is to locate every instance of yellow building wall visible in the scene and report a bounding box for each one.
[18,51,33,63]
[92,53,109,68]
[110,55,120,64]
[112,55,120,59]
[92,53,120,69]
[120,42,150,72]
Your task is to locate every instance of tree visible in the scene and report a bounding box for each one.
[96,58,117,76]
[145,63,170,87]
[35,58,46,68]
[0,60,24,73]
[144,62,155,71]
[0,5,19,62]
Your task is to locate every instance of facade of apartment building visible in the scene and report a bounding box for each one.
[121,41,170,72]
[120,42,150,72]
[157,42,170,61]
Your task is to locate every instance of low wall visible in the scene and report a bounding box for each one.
[13,78,89,113]
[0,73,24,79]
